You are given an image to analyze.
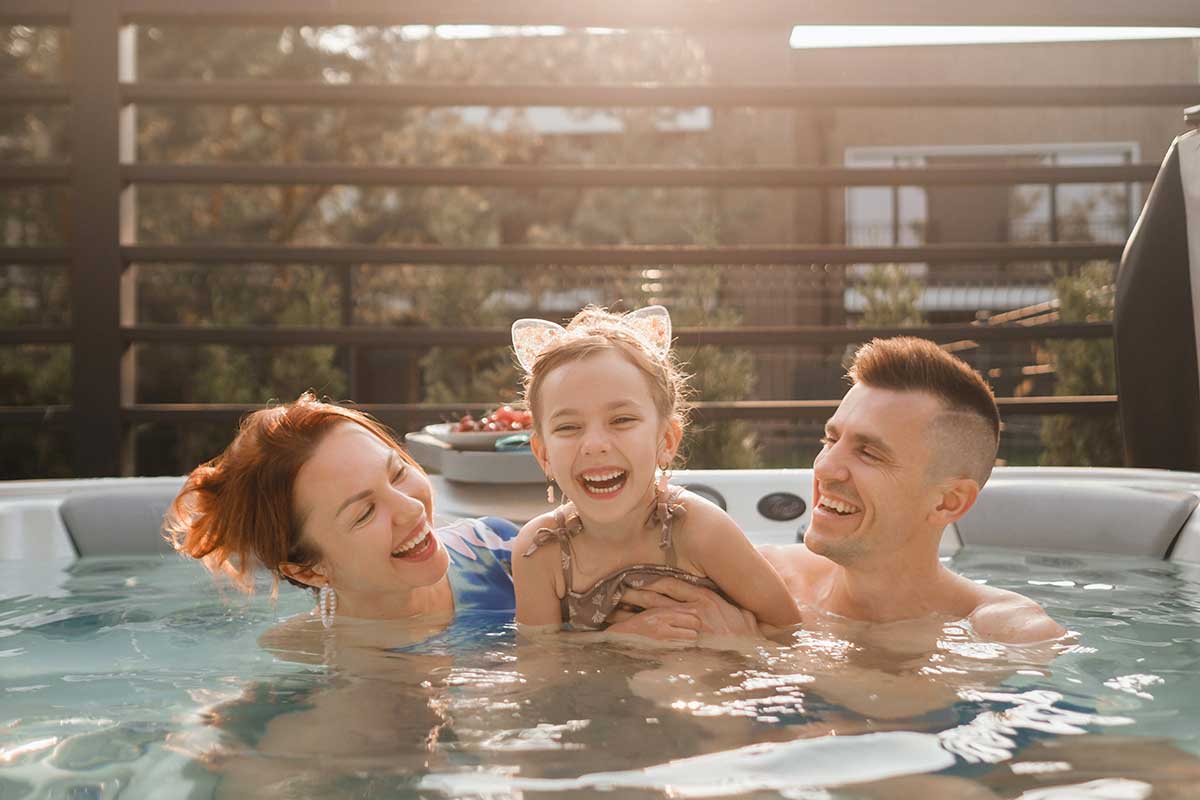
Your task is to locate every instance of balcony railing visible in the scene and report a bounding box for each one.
[3,0,1199,476]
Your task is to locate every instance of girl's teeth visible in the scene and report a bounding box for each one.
[580,470,627,494]
[583,470,624,483]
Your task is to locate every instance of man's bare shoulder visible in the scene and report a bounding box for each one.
[966,583,1067,644]
[758,543,831,592]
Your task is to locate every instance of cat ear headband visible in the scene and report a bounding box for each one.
[511,305,672,374]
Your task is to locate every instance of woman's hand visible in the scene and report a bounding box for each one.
[609,577,763,639]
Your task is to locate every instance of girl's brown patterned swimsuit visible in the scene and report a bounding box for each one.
[522,485,730,631]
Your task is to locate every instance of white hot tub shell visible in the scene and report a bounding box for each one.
[3,467,1200,564]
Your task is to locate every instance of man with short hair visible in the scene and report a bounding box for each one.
[761,336,1064,643]
[620,336,1064,644]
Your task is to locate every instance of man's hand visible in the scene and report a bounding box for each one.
[609,577,763,639]
[605,604,702,642]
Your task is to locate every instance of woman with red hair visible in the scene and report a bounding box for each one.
[166,393,518,644]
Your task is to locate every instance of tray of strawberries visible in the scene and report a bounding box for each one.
[422,405,534,451]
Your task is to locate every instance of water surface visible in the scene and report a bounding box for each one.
[2,547,1199,798]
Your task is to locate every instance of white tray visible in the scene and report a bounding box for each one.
[404,432,544,484]
[421,422,519,451]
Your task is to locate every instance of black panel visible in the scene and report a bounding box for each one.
[1114,137,1200,469]
[757,492,807,522]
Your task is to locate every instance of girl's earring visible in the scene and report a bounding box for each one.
[318,584,337,629]
[656,460,671,494]
[546,476,557,504]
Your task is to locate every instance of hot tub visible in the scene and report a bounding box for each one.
[8,115,1200,800]
[3,467,1200,799]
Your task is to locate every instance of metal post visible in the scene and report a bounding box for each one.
[1123,148,1134,237]
[69,1,134,476]
[340,264,358,398]
[118,25,138,474]
[1048,153,1059,243]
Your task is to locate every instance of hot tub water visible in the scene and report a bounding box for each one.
[2,545,1199,798]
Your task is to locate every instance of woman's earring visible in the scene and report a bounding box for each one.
[546,476,557,504]
[318,584,337,629]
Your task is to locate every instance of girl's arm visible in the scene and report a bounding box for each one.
[512,515,568,629]
[679,495,803,628]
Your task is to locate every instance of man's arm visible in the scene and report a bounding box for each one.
[610,577,765,641]
[968,596,1067,644]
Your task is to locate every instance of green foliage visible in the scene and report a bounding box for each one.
[1040,261,1123,466]
[419,267,515,405]
[662,223,760,470]
[1,26,71,475]
[2,25,766,475]
[857,264,925,328]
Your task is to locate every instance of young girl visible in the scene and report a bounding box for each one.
[510,305,802,635]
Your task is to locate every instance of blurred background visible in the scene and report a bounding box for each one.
[3,2,1199,478]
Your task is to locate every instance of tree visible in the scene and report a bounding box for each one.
[1039,261,1122,466]
[3,23,764,475]
[1,26,71,476]
[857,263,925,328]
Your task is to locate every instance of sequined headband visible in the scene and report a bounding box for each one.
[510,305,673,374]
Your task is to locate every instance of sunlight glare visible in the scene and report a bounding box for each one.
[790,26,1200,49]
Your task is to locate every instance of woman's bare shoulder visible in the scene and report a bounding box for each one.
[257,612,326,665]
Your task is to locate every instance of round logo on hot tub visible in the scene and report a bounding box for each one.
[757,492,806,522]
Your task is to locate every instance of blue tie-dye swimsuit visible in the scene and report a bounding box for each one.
[389,516,517,654]
[440,516,517,612]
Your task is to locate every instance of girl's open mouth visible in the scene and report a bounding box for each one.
[579,469,628,499]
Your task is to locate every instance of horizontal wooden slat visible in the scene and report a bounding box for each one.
[116,0,1200,28]
[691,396,1120,419]
[0,328,72,345]
[122,162,1159,188]
[116,395,1119,426]
[123,322,1113,348]
[0,405,71,424]
[0,82,71,105]
[122,81,1200,109]
[993,395,1119,415]
[123,242,1125,266]
[122,402,494,426]
[0,247,70,264]
[0,0,69,24]
[0,163,72,185]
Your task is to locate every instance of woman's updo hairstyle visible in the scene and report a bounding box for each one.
[520,306,691,453]
[165,392,419,594]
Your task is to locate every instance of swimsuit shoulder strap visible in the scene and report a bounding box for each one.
[520,505,580,623]
[556,506,576,594]
[651,485,688,567]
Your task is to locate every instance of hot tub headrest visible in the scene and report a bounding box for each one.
[58,480,186,557]
[956,480,1198,557]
